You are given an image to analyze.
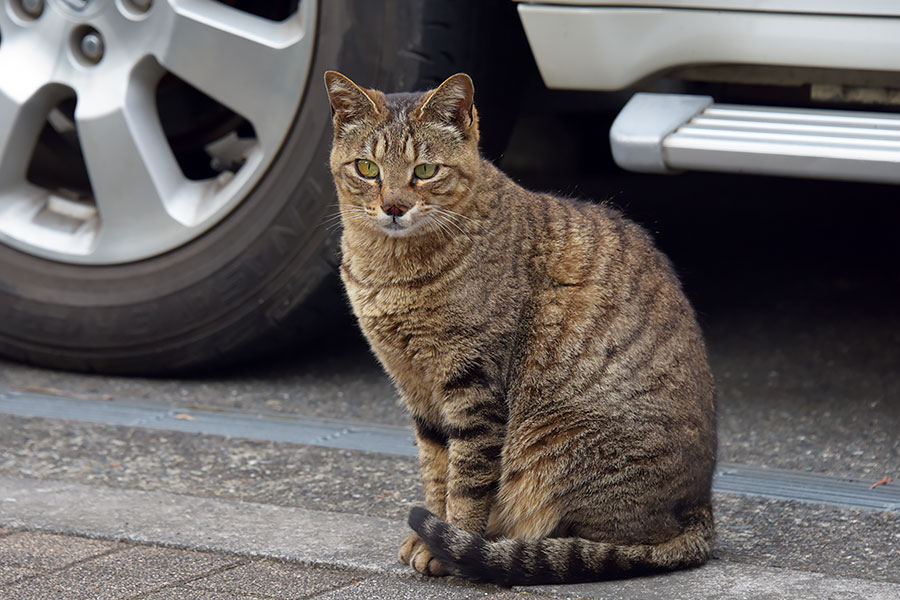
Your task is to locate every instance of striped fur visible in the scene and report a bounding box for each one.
[325,72,717,585]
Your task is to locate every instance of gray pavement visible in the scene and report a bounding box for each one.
[2,476,899,600]
[4,527,898,600]
[2,410,899,593]
[1,528,544,600]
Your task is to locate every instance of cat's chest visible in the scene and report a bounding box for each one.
[341,263,472,400]
[349,282,452,367]
[340,253,470,336]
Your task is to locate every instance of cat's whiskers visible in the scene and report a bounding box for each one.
[425,215,453,240]
[420,207,450,239]
[321,213,349,228]
[331,209,375,231]
[435,207,474,230]
[322,204,367,221]
[439,206,474,221]
[322,205,373,231]
[439,207,483,233]
[431,209,473,243]
[319,204,349,226]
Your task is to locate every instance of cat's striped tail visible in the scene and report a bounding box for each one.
[407,506,713,586]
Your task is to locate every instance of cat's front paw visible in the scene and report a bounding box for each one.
[398,533,449,577]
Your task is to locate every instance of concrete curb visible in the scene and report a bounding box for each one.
[0,475,408,576]
[2,475,898,599]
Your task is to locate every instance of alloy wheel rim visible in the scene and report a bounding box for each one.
[0,0,317,264]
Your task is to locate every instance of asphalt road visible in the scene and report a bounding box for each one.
[1,105,899,595]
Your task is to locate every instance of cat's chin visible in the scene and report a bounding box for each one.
[374,209,427,238]
[377,220,422,238]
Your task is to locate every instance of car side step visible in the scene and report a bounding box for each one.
[610,93,900,184]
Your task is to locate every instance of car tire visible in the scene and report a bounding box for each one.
[0,0,526,374]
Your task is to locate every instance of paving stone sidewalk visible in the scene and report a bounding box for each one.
[3,476,900,600]
[0,528,552,600]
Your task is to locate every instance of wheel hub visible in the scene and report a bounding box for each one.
[0,0,317,264]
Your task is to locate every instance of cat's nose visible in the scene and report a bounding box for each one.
[382,202,408,217]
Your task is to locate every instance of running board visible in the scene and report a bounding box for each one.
[610,93,900,184]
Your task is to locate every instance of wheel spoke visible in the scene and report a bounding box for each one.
[157,0,313,151]
[0,43,68,188]
[74,60,194,261]
[0,1,316,264]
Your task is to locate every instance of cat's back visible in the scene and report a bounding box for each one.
[481,164,675,293]
[523,190,672,295]
[507,184,716,419]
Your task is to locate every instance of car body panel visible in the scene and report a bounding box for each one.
[517,3,900,90]
[515,0,900,17]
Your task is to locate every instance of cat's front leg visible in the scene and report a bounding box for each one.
[399,416,451,576]
[412,416,450,518]
[442,365,507,536]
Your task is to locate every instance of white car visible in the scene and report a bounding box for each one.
[520,0,900,182]
[1,0,896,372]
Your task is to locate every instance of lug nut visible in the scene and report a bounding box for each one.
[79,32,105,64]
[20,0,44,18]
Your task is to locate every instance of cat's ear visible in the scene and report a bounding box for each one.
[324,71,384,136]
[416,73,477,138]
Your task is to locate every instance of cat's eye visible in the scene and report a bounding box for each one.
[414,163,438,180]
[355,159,380,179]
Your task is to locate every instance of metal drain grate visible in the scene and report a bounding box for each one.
[712,463,899,512]
[1,389,897,512]
[0,389,415,456]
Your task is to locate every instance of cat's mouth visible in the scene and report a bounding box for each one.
[375,208,422,237]
[383,218,406,233]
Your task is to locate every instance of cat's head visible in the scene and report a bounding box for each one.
[324,71,480,239]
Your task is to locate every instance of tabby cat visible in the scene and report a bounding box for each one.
[324,71,717,586]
